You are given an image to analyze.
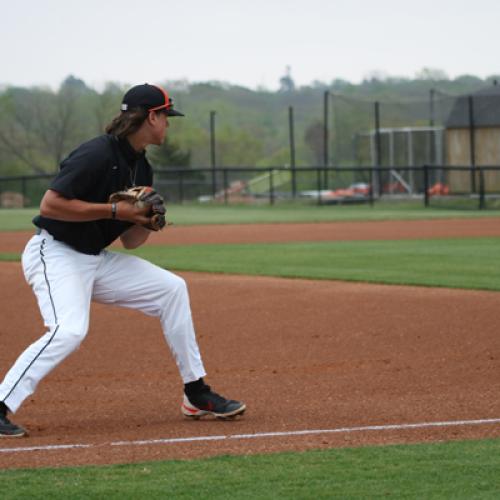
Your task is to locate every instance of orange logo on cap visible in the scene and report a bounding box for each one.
[148,85,171,112]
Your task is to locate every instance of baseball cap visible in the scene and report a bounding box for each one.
[121,83,184,116]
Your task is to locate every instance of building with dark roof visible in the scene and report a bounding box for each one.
[446,84,500,129]
[445,84,500,192]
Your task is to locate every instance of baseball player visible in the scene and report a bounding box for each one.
[0,83,245,437]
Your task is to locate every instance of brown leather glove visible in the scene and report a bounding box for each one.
[109,186,166,231]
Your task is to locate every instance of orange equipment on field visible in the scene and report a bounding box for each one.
[427,182,449,196]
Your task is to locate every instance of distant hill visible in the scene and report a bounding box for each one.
[0,73,498,174]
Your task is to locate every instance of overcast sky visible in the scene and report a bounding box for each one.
[1,0,498,91]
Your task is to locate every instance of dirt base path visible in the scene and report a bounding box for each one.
[1,217,500,253]
[1,262,499,469]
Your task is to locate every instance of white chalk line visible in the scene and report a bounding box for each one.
[1,417,499,454]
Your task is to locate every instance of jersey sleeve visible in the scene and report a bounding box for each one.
[49,139,113,200]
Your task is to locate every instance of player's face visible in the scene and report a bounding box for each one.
[149,111,169,145]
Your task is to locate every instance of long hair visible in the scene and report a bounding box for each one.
[105,108,149,138]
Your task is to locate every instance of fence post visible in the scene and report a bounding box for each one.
[467,95,476,193]
[374,101,382,197]
[423,165,429,208]
[428,89,436,167]
[479,168,485,210]
[323,90,330,189]
[429,88,435,127]
[369,168,374,206]
[289,106,297,199]
[323,90,329,168]
[21,177,27,207]
[223,169,228,205]
[210,110,217,198]
[316,167,322,206]
[268,169,274,205]
[178,171,184,204]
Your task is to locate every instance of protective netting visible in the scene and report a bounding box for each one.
[328,90,500,206]
[330,93,456,195]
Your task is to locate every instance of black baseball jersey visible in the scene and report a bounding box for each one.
[34,135,153,255]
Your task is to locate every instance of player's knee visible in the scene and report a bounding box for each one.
[175,275,188,294]
[166,274,188,298]
[57,327,88,351]
[158,274,190,317]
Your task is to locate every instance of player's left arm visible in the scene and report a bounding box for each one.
[120,225,151,249]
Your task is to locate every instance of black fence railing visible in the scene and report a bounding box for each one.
[1,165,499,210]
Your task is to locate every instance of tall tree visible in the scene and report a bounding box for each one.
[0,78,95,174]
[94,82,123,134]
[0,88,48,174]
[148,138,191,168]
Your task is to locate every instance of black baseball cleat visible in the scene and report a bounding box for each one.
[0,409,27,438]
[182,386,246,420]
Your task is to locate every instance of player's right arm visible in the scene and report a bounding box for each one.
[40,189,150,225]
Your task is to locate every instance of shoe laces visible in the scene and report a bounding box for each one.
[199,385,227,403]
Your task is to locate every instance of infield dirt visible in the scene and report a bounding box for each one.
[0,219,499,469]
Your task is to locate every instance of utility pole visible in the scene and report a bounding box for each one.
[210,110,217,197]
[288,106,297,198]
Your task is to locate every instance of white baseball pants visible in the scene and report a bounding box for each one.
[0,229,206,413]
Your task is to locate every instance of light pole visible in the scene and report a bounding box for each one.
[323,90,330,189]
[210,110,216,197]
[288,106,297,198]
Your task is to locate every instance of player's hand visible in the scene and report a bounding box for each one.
[109,186,167,231]
[114,200,151,226]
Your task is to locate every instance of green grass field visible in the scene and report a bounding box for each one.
[1,203,500,231]
[2,439,500,499]
[1,238,498,291]
[1,204,499,497]
[122,237,500,291]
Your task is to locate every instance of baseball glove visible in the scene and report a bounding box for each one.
[109,186,167,231]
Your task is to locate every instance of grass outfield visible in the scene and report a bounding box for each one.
[120,237,500,291]
[1,203,500,231]
[1,238,499,290]
[1,439,500,498]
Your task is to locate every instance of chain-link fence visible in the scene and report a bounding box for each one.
[2,88,500,210]
[0,174,53,208]
[153,166,375,205]
[1,165,499,210]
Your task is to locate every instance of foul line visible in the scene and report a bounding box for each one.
[1,417,500,454]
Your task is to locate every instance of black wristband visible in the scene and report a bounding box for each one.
[111,202,117,219]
